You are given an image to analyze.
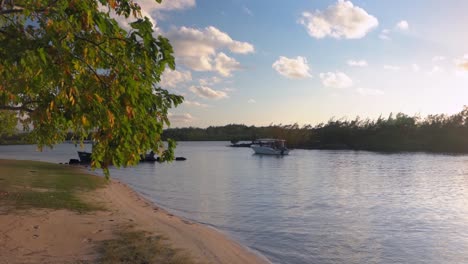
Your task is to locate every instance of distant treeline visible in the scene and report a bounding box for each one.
[163,107,468,153]
[0,133,32,145]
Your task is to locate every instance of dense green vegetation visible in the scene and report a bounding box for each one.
[0,133,32,145]
[163,107,468,153]
[1,1,182,177]
[0,111,16,137]
[0,160,106,212]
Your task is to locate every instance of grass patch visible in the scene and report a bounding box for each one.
[0,159,106,212]
[98,229,197,264]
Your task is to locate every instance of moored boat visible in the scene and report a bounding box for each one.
[77,151,92,163]
[140,151,157,162]
[251,139,290,155]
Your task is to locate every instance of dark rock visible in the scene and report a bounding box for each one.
[175,157,187,161]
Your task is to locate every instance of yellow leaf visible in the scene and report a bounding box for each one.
[95,94,104,103]
[107,110,115,127]
[126,106,133,118]
[82,116,88,126]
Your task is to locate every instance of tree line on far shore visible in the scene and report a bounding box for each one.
[163,106,468,153]
[2,107,468,154]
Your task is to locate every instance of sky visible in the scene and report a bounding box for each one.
[125,0,468,127]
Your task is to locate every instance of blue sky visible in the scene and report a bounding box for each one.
[129,0,468,127]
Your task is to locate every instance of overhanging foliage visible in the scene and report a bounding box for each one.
[0,0,183,177]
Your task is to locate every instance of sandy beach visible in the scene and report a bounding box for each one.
[0,167,269,264]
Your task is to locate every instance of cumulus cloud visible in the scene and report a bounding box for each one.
[427,66,444,75]
[396,20,409,30]
[243,6,253,16]
[455,54,468,71]
[223,87,236,92]
[379,29,390,40]
[165,26,254,75]
[299,0,378,39]
[272,56,311,79]
[160,69,192,88]
[356,88,384,96]
[147,0,196,11]
[347,59,368,67]
[247,99,256,104]
[168,113,194,123]
[383,65,400,71]
[412,64,420,72]
[104,0,195,31]
[379,20,409,40]
[184,100,210,107]
[215,53,241,77]
[189,86,228,99]
[199,76,222,86]
[320,72,353,88]
[432,56,446,62]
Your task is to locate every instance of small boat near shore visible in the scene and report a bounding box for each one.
[251,139,290,155]
[140,151,157,162]
[76,151,186,164]
[77,151,92,163]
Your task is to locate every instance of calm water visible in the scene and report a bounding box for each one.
[1,142,468,264]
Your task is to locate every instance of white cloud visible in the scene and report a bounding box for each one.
[347,59,368,67]
[380,21,409,40]
[243,6,253,16]
[427,66,444,75]
[455,54,468,71]
[189,85,228,99]
[272,56,312,79]
[215,52,241,77]
[356,88,384,96]
[199,76,222,86]
[247,99,256,104]
[432,56,446,62]
[104,0,195,31]
[320,71,353,88]
[396,20,409,30]
[184,100,210,107]
[412,64,420,72]
[166,26,254,73]
[223,87,236,92]
[379,29,390,40]
[299,0,378,39]
[160,69,192,88]
[147,0,196,11]
[383,65,400,71]
[168,113,194,123]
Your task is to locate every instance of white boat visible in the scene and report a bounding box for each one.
[251,139,290,155]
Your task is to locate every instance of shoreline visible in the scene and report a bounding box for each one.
[109,178,271,264]
[117,179,271,263]
[0,160,270,264]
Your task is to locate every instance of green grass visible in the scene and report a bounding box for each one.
[0,159,106,212]
[98,229,197,264]
[0,160,199,263]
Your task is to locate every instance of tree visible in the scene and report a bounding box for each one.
[0,0,183,177]
[0,110,16,137]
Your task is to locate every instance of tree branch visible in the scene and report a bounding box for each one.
[0,105,33,113]
[0,8,22,15]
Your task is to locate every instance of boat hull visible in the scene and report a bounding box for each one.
[77,151,92,163]
[251,145,289,155]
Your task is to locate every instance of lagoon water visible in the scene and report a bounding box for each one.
[1,142,468,264]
